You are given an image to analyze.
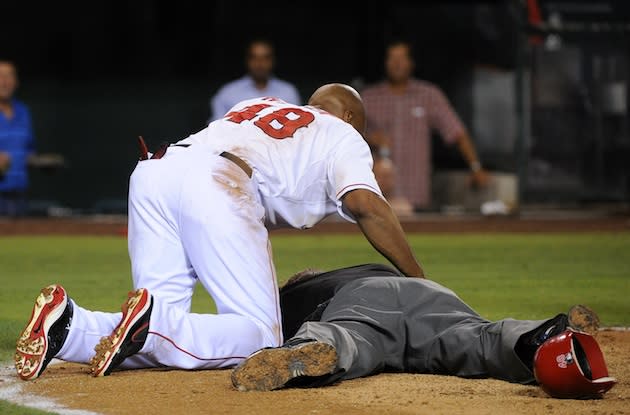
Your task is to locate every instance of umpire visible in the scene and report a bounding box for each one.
[232,264,598,391]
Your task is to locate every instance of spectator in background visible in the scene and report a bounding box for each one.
[0,59,35,217]
[210,39,301,121]
[363,41,488,212]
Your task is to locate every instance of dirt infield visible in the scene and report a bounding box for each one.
[17,330,629,415]
[1,215,630,235]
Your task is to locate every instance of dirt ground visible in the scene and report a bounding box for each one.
[17,330,628,415]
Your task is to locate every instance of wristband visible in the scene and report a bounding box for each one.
[470,161,482,173]
[378,147,391,159]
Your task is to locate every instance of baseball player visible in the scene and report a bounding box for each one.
[232,264,607,394]
[15,84,424,380]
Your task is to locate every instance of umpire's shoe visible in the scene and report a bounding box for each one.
[515,304,600,370]
[232,339,338,391]
[90,288,153,377]
[15,285,74,380]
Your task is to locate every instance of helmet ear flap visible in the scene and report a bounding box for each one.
[534,330,617,399]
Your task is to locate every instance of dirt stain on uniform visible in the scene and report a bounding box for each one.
[213,148,253,203]
[213,166,250,201]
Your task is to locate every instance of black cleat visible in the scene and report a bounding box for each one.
[232,339,338,392]
[516,304,600,370]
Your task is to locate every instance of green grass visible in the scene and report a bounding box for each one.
[0,401,54,415]
[1,233,629,413]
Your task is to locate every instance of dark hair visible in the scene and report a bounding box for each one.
[245,38,275,58]
[0,58,16,67]
[385,39,414,58]
[280,268,324,289]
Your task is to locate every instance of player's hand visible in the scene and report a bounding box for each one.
[0,152,11,175]
[468,169,490,189]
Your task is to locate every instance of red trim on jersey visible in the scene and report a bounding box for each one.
[336,183,382,199]
[148,331,248,361]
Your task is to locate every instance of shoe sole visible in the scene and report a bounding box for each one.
[231,342,337,392]
[568,304,600,335]
[15,285,67,381]
[89,289,151,377]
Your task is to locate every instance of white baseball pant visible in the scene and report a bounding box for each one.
[58,147,283,369]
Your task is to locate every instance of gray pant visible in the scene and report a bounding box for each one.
[294,277,543,384]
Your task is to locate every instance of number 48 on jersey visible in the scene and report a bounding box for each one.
[225,102,315,140]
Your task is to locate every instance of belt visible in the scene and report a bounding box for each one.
[137,137,252,178]
[219,151,252,178]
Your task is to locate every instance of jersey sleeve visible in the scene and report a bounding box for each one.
[327,130,383,223]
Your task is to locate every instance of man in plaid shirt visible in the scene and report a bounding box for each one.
[363,41,489,211]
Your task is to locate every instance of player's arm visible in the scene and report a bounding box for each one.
[331,129,424,278]
[342,189,424,278]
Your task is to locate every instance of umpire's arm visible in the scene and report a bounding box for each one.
[342,189,425,278]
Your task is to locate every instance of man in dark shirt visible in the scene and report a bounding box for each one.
[0,59,35,216]
[233,264,599,391]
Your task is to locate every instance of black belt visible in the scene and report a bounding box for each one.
[137,137,252,178]
[171,145,252,177]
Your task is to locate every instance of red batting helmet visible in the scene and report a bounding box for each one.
[534,329,616,399]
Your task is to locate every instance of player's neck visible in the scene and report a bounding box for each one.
[252,78,269,91]
[387,79,409,95]
[0,99,13,118]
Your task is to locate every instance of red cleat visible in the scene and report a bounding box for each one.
[15,285,73,380]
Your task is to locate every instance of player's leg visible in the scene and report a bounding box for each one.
[240,276,539,387]
[88,156,208,374]
[418,318,544,383]
[401,280,600,383]
[232,277,407,390]
[60,158,196,370]
[126,158,197,310]
[416,313,595,384]
[299,278,409,378]
[291,277,540,384]
[55,301,159,370]
[134,156,282,369]
[283,277,539,384]
[55,304,121,364]
[388,277,542,383]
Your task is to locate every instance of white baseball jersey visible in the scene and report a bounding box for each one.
[54,98,383,372]
[176,97,382,229]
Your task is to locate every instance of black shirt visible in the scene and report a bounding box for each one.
[279,263,403,339]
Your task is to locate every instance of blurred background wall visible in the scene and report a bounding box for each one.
[2,0,629,214]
